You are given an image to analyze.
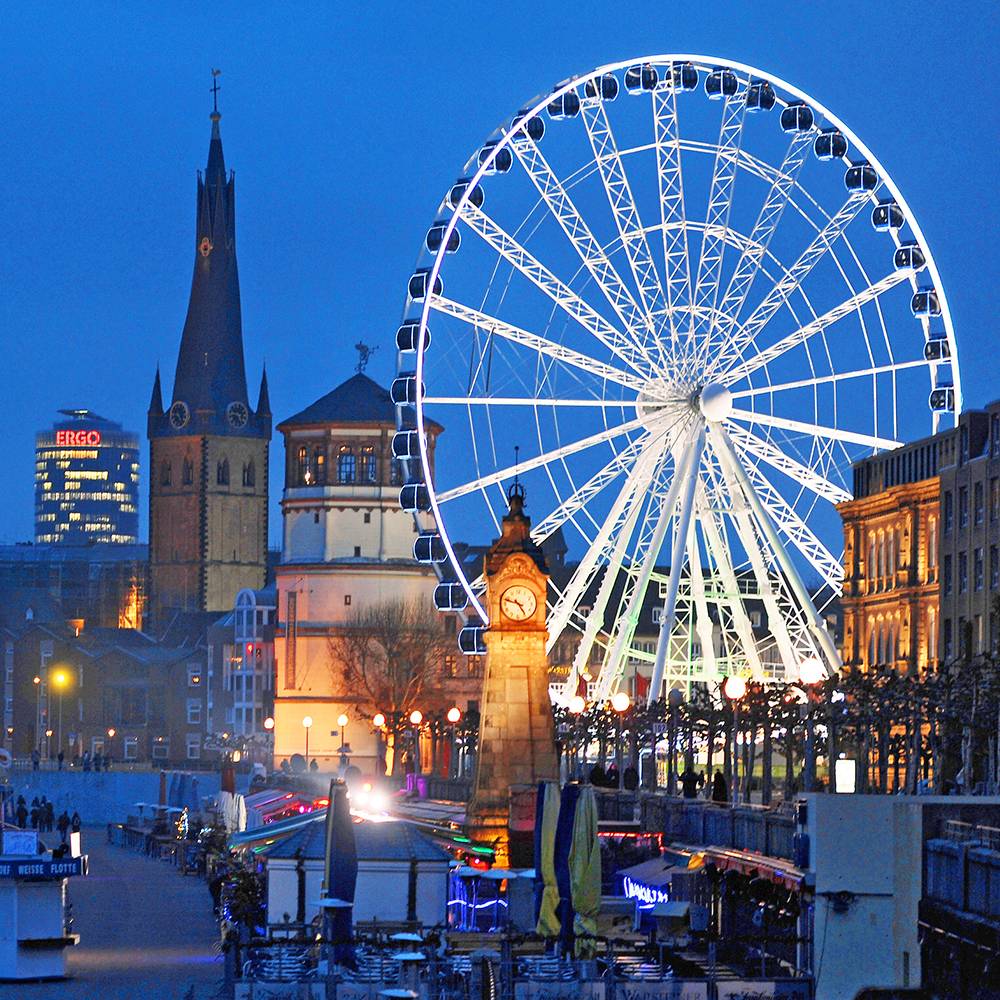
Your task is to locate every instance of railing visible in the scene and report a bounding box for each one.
[943,820,1000,851]
[641,795,796,862]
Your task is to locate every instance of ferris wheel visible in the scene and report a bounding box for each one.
[391,55,960,705]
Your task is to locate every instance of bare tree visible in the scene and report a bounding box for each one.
[328,599,453,774]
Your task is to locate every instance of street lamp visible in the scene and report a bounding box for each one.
[52,669,69,758]
[33,676,41,753]
[337,712,349,749]
[568,695,586,779]
[723,676,747,802]
[611,691,631,790]
[446,707,462,778]
[302,715,313,761]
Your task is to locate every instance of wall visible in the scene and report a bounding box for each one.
[3,769,222,824]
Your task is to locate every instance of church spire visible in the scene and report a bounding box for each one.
[256,367,271,417]
[165,79,257,436]
[148,366,164,417]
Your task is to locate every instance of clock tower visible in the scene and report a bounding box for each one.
[466,482,559,866]
[147,100,270,621]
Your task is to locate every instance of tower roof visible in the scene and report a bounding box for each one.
[149,99,269,441]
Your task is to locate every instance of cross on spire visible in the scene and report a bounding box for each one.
[211,68,221,113]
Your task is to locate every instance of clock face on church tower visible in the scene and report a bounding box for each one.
[500,585,537,622]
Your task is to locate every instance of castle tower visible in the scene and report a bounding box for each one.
[466,483,559,866]
[147,101,270,620]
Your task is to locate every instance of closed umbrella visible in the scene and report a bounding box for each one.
[553,783,580,953]
[534,780,561,938]
[568,785,601,958]
[322,780,357,968]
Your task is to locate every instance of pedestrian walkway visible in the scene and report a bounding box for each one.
[0,827,224,1000]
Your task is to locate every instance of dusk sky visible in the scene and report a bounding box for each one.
[1,2,997,544]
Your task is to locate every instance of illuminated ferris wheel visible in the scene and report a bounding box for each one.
[391,55,960,704]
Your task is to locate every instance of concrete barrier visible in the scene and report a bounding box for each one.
[3,769,222,824]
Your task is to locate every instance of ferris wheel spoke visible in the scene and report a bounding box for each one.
[547,442,667,653]
[727,408,901,452]
[685,517,717,678]
[507,133,659,366]
[730,357,933,400]
[429,296,647,393]
[590,430,702,703]
[690,82,748,353]
[722,269,913,385]
[706,130,813,357]
[711,423,843,672]
[694,480,765,678]
[458,203,653,377]
[708,191,872,377]
[652,82,693,343]
[580,98,668,343]
[727,423,852,505]
[435,411,657,504]
[738,456,844,591]
[424,396,642,408]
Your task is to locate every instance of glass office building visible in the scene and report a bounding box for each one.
[35,410,140,544]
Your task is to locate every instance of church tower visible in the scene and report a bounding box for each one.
[147,97,270,620]
[466,482,559,866]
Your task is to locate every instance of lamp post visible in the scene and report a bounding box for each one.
[723,675,747,803]
[611,691,631,790]
[446,706,461,779]
[409,709,423,774]
[667,687,685,795]
[33,676,41,753]
[52,669,69,758]
[302,715,313,762]
[798,658,826,793]
[568,695,586,779]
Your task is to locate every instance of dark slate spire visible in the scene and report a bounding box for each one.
[148,367,164,416]
[169,104,250,430]
[256,367,271,417]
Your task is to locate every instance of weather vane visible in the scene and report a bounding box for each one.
[355,341,378,374]
[211,68,221,113]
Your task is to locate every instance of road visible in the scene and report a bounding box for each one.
[0,827,224,1000]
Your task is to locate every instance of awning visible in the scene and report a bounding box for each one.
[229,808,327,849]
[617,858,676,888]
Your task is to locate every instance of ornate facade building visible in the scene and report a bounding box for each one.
[147,105,270,620]
[839,436,941,675]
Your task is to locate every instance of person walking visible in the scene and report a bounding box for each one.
[680,765,703,799]
[30,800,39,829]
[70,810,82,834]
[711,769,728,803]
[82,750,91,773]
[44,800,55,833]
[31,748,40,771]
[15,797,28,829]
[57,810,70,843]
[57,750,65,771]
[103,752,111,772]
[93,751,102,772]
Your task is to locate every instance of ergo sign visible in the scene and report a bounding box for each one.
[55,430,102,447]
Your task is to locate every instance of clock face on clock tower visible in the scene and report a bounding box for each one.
[500,584,537,621]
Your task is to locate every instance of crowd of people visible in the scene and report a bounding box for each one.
[30,747,113,771]
[13,794,82,842]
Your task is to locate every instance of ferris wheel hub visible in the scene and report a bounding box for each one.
[697,382,732,423]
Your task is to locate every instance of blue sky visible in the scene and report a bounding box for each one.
[0,1,996,544]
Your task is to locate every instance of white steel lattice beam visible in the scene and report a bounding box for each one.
[690,83,748,352]
[727,423,852,505]
[507,133,659,368]
[706,130,813,356]
[731,357,932,400]
[580,98,667,341]
[723,269,913,385]
[727,409,901,452]
[709,191,872,377]
[429,296,646,394]
[458,203,652,376]
[652,80,692,344]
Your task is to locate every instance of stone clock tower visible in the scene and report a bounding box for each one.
[466,482,559,865]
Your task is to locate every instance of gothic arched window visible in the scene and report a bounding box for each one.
[242,461,255,488]
[160,461,172,486]
[217,459,229,486]
[182,456,194,485]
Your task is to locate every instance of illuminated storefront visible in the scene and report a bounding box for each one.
[34,409,139,545]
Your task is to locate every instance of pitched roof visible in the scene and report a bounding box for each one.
[264,816,450,863]
[279,373,397,429]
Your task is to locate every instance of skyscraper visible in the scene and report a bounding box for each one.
[147,100,270,620]
[35,409,139,544]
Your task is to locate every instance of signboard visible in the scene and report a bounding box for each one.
[616,983,709,1000]
[716,981,812,1000]
[0,856,87,879]
[2,830,38,855]
[55,429,102,447]
[515,983,604,1000]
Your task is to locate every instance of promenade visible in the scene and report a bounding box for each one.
[0,827,223,1000]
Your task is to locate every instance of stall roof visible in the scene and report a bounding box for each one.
[617,858,678,888]
[262,817,451,863]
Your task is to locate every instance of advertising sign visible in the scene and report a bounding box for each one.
[0,856,87,879]
[716,980,812,1000]
[2,830,38,855]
